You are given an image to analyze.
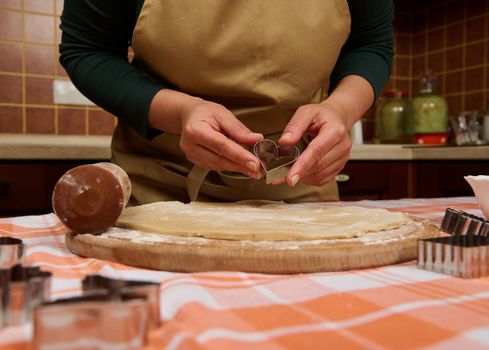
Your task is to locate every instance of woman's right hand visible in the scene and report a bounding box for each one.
[148,89,263,178]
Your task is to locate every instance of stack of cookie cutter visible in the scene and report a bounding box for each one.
[0,235,161,348]
[0,237,160,349]
[0,264,52,327]
[253,139,300,184]
[33,275,161,349]
[417,208,489,278]
[0,237,52,328]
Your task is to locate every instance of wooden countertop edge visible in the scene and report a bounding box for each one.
[350,144,489,160]
[0,134,111,160]
[0,134,487,160]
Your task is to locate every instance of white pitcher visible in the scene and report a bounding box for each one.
[465,175,489,219]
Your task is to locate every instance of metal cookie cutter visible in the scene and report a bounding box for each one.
[418,208,489,278]
[418,236,489,278]
[32,275,160,349]
[0,237,25,268]
[82,275,161,331]
[0,264,52,327]
[33,292,150,350]
[440,207,489,236]
[253,139,300,184]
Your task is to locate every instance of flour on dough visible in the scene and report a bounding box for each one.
[116,201,410,241]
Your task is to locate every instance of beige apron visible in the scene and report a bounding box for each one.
[112,0,351,205]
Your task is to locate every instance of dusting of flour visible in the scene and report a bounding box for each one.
[114,201,411,241]
[100,219,423,250]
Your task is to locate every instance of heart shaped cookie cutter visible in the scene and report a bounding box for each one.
[253,139,300,184]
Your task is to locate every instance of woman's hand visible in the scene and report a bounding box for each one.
[148,90,263,178]
[277,75,374,187]
[179,99,263,178]
[278,102,352,187]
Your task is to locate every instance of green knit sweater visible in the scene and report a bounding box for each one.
[60,0,394,139]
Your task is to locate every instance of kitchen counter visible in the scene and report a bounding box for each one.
[0,134,488,160]
[350,144,489,160]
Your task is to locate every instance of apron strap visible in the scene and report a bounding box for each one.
[186,166,210,201]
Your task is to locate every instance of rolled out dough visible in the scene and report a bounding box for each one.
[116,201,410,241]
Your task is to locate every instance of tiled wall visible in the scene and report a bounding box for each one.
[393,0,488,110]
[364,0,489,140]
[0,0,115,135]
[376,0,488,136]
[1,0,488,138]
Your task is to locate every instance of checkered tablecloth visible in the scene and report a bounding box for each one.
[0,197,488,349]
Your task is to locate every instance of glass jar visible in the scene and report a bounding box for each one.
[376,89,410,143]
[451,111,485,146]
[412,70,448,144]
[483,101,489,144]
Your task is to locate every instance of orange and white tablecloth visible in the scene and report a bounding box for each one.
[0,197,488,350]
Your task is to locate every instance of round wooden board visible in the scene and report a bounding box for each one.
[65,217,439,274]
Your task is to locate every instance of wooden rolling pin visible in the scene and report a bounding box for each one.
[52,163,131,234]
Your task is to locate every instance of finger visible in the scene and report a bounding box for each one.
[286,127,340,186]
[287,120,349,186]
[278,105,316,146]
[194,129,261,173]
[186,144,262,179]
[217,110,264,145]
[301,155,348,186]
[271,178,286,186]
[305,140,351,177]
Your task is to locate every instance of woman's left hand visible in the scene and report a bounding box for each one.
[277,101,352,187]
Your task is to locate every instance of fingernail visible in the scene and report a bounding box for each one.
[246,171,259,179]
[283,132,292,139]
[247,161,258,172]
[290,175,300,187]
[272,178,284,185]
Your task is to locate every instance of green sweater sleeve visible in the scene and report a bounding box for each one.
[331,0,394,101]
[59,0,166,139]
[60,0,393,139]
